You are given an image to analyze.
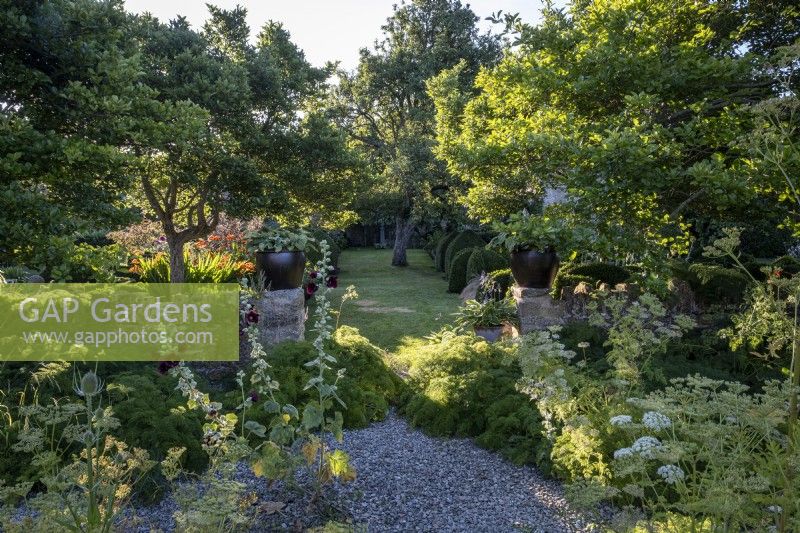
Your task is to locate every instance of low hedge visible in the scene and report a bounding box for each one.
[434,231,458,271]
[465,247,508,281]
[444,230,485,277]
[447,247,479,293]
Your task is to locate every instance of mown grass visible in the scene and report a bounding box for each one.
[314,248,461,352]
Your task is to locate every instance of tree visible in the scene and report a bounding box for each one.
[335,0,500,266]
[133,7,359,281]
[431,0,800,263]
[0,0,145,264]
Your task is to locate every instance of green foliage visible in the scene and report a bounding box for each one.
[106,372,208,500]
[686,263,751,305]
[306,229,342,267]
[30,238,126,283]
[228,327,402,430]
[131,251,251,283]
[447,247,477,293]
[434,231,458,271]
[396,335,543,464]
[476,268,514,301]
[454,298,518,329]
[490,212,585,254]
[444,230,485,277]
[431,0,799,261]
[552,262,631,298]
[335,0,501,264]
[423,229,445,258]
[247,226,312,253]
[465,247,508,281]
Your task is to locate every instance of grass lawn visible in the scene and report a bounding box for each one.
[313,248,462,352]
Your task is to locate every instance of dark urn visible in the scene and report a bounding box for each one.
[255,251,306,290]
[510,250,560,289]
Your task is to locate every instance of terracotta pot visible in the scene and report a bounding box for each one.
[510,250,560,289]
[474,325,504,342]
[254,251,306,290]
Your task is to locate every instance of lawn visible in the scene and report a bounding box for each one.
[316,248,462,351]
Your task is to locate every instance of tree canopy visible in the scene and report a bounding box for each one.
[431,0,800,262]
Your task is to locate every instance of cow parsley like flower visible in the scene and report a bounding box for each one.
[657,464,685,484]
[610,415,633,426]
[642,411,672,431]
[631,436,663,458]
[614,447,634,459]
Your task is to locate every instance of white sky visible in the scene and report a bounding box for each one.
[123,1,549,70]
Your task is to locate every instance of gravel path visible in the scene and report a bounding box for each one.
[332,411,589,533]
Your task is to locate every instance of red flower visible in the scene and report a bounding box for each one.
[157,361,179,375]
[309,271,319,279]
[305,283,318,296]
[326,276,338,288]
[245,309,260,324]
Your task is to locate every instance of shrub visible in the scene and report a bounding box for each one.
[228,326,402,429]
[106,371,208,502]
[444,230,485,277]
[33,238,127,282]
[686,262,750,305]
[476,268,514,301]
[423,229,445,258]
[447,247,478,293]
[465,247,508,281]
[396,335,544,464]
[306,229,343,268]
[130,251,253,283]
[434,231,457,271]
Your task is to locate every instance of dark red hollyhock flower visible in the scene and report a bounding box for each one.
[245,308,260,324]
[326,276,338,288]
[305,282,318,296]
[157,361,179,374]
[309,271,319,279]
[248,390,259,403]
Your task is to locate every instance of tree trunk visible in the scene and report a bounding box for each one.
[167,236,187,283]
[391,216,414,267]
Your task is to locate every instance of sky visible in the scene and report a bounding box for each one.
[123,0,548,71]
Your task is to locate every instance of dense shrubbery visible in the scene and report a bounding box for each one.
[444,231,485,277]
[225,326,402,430]
[447,247,478,293]
[396,335,545,465]
[434,231,457,271]
[465,248,507,281]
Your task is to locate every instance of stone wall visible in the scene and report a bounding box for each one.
[512,286,566,334]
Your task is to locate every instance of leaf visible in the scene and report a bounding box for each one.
[302,403,324,430]
[263,400,281,414]
[244,420,267,438]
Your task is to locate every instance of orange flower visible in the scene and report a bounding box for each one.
[209,235,222,241]
[240,261,255,274]
[226,233,236,240]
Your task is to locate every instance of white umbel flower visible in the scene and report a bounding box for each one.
[613,447,634,459]
[657,464,685,484]
[610,415,633,426]
[642,411,672,431]
[631,436,663,458]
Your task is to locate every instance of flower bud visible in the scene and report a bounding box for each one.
[79,371,101,397]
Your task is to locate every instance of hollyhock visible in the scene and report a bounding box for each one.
[326,276,338,288]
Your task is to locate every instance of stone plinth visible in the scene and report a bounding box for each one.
[512,286,566,334]
[254,288,306,345]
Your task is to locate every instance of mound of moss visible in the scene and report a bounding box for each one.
[434,231,458,271]
[447,247,479,293]
[229,326,403,430]
[465,248,508,281]
[396,335,544,465]
[444,231,485,277]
